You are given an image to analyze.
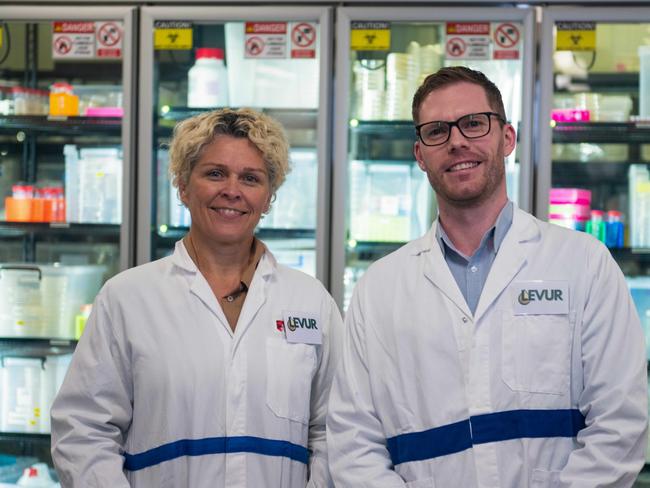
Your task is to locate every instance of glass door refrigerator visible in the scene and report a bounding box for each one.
[137,6,333,285]
[0,6,136,482]
[536,6,650,470]
[331,6,536,309]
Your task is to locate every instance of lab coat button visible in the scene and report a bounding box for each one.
[462,317,469,323]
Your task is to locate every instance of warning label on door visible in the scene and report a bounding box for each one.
[445,22,490,60]
[492,22,521,60]
[244,22,287,58]
[96,21,123,58]
[556,22,596,51]
[52,21,95,59]
[290,22,316,59]
[154,21,193,50]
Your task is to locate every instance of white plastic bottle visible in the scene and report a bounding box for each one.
[16,463,56,487]
[187,47,229,108]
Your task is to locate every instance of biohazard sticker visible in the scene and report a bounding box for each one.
[52,21,95,59]
[244,21,287,58]
[153,21,193,50]
[556,22,596,52]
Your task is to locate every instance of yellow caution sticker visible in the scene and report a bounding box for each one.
[350,21,390,51]
[154,21,192,50]
[556,21,596,51]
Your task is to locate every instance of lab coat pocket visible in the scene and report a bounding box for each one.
[502,311,574,395]
[531,468,561,487]
[266,337,317,424]
[404,477,436,488]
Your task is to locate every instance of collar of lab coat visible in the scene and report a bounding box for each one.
[410,203,541,320]
[171,238,277,278]
[171,239,277,339]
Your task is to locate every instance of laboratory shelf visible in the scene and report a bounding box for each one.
[0,338,76,359]
[552,161,648,186]
[0,222,121,242]
[0,115,122,135]
[347,240,406,261]
[0,432,51,441]
[555,72,640,92]
[552,122,650,144]
[155,226,316,247]
[156,107,318,135]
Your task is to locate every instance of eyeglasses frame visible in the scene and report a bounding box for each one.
[415,112,508,147]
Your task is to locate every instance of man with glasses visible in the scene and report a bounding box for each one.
[327,66,647,487]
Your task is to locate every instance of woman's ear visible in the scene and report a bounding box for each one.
[263,193,274,214]
[178,183,188,206]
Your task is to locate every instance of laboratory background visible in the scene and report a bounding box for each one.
[1,0,650,486]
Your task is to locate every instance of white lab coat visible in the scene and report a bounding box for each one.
[51,241,343,488]
[327,206,648,488]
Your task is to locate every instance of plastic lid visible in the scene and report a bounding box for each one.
[196,47,224,60]
[50,82,74,93]
[607,210,622,217]
[590,209,604,218]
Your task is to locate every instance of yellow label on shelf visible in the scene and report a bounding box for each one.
[637,181,650,193]
[154,21,192,50]
[350,21,390,51]
[556,22,596,51]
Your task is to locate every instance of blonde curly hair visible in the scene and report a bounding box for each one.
[168,107,290,196]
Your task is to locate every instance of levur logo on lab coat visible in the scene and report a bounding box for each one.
[282,311,322,344]
[512,281,569,315]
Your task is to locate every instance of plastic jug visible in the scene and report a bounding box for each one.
[187,47,229,108]
[16,463,55,487]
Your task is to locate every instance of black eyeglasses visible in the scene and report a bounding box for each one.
[415,112,507,147]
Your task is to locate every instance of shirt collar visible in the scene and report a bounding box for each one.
[436,200,514,258]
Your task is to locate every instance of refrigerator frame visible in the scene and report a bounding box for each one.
[536,6,650,221]
[331,6,537,309]
[1,6,138,272]
[137,6,334,287]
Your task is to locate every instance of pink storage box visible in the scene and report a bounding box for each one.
[84,107,123,117]
[549,188,592,205]
[551,109,590,122]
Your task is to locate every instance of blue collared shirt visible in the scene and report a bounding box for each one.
[436,201,514,315]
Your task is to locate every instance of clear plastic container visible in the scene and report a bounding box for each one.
[0,266,43,337]
[187,47,229,108]
[12,87,28,115]
[65,145,123,224]
[639,45,650,119]
[39,354,72,434]
[629,164,650,247]
[0,264,104,339]
[0,357,44,433]
[265,148,317,229]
